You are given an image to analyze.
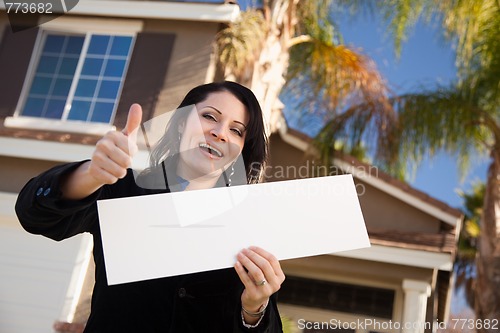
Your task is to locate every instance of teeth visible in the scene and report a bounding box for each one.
[199,143,222,157]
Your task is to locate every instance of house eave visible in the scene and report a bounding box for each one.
[0,0,241,23]
[276,118,462,228]
[334,244,453,271]
[0,136,149,168]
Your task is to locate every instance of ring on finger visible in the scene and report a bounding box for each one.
[255,279,267,286]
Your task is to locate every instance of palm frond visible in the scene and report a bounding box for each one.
[214,9,268,78]
[288,40,391,112]
[286,35,398,173]
[295,0,341,43]
[379,0,430,56]
[392,85,492,176]
[314,77,496,181]
[438,0,500,76]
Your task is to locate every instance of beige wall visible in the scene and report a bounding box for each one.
[0,156,60,193]
[357,180,440,233]
[268,133,441,233]
[144,19,221,117]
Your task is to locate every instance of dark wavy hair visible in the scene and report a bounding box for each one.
[147,81,268,185]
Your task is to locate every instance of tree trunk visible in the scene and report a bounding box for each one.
[475,145,500,331]
[250,32,289,134]
[233,0,298,134]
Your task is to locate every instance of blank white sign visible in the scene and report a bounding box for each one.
[97,174,370,285]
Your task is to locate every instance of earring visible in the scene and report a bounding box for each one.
[225,162,235,187]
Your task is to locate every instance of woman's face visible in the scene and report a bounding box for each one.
[177,91,249,181]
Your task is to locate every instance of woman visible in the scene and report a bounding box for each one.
[15,81,285,332]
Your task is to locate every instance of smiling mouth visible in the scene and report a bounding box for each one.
[199,143,223,158]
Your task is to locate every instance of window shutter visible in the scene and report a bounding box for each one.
[115,32,176,129]
[0,26,39,118]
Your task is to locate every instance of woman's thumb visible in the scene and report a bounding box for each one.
[122,104,143,136]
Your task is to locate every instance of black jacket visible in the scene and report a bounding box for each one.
[15,161,283,333]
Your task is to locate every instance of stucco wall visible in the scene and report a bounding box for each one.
[267,133,442,234]
[144,19,220,117]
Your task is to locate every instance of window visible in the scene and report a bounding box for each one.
[279,276,395,319]
[19,32,134,124]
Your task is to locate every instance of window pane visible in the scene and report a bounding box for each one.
[44,35,65,53]
[38,56,59,74]
[20,32,133,124]
[75,79,97,97]
[22,97,45,117]
[53,78,72,96]
[88,35,110,55]
[91,102,114,123]
[65,36,84,55]
[68,100,91,121]
[44,99,66,119]
[59,57,79,75]
[110,36,132,56]
[98,80,120,99]
[104,59,126,77]
[81,58,104,76]
[30,76,52,95]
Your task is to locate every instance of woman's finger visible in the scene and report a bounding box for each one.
[236,250,268,287]
[249,246,285,282]
[241,248,281,286]
[234,260,255,289]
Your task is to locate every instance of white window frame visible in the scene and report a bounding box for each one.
[5,16,143,135]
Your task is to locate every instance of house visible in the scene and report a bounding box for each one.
[268,118,462,333]
[0,1,462,332]
[0,1,238,332]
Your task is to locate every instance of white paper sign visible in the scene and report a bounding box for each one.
[97,174,370,285]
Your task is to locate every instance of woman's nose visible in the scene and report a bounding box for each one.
[210,126,227,142]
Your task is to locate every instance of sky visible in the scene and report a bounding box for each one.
[282,8,490,210]
[335,11,490,210]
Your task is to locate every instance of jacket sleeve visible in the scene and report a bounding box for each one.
[235,293,283,333]
[15,161,103,241]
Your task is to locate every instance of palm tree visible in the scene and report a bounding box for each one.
[315,0,500,327]
[214,1,393,134]
[215,0,499,327]
[456,182,484,311]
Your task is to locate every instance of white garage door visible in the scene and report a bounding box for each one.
[0,192,92,333]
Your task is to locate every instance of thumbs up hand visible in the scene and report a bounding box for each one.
[60,104,143,199]
[88,104,143,185]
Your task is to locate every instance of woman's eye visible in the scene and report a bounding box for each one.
[202,114,217,122]
[231,128,243,137]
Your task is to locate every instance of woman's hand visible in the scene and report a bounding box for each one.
[87,104,142,185]
[61,104,142,200]
[234,246,285,323]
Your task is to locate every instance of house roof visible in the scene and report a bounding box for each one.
[279,124,463,221]
[0,0,242,23]
[368,230,457,254]
[273,116,463,258]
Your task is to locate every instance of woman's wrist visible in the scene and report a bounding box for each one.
[242,299,269,317]
[241,298,269,326]
[61,161,104,200]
